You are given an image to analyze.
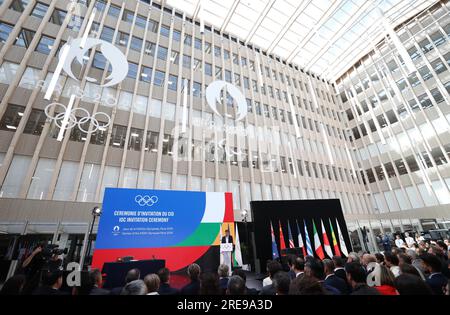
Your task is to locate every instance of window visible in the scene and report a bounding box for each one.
[130,36,143,52]
[110,125,127,148]
[223,50,230,60]
[173,30,181,42]
[168,74,177,91]
[0,104,24,131]
[160,24,170,37]
[140,66,152,83]
[24,108,46,135]
[127,62,138,79]
[148,19,159,33]
[0,22,13,43]
[108,4,121,17]
[214,46,221,57]
[184,34,192,46]
[194,38,202,50]
[183,55,191,68]
[193,82,201,97]
[14,29,35,48]
[157,46,168,61]
[154,70,165,87]
[128,128,144,151]
[100,26,115,43]
[144,41,156,56]
[116,32,129,46]
[205,62,212,76]
[31,2,48,19]
[35,35,54,54]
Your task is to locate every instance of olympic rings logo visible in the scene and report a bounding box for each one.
[135,195,158,207]
[44,102,111,133]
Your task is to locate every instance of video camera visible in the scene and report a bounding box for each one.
[41,244,68,258]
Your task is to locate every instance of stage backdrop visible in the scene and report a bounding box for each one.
[251,199,352,270]
[92,188,234,272]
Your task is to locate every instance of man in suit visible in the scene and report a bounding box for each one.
[32,270,66,295]
[89,269,110,295]
[232,269,258,295]
[157,267,179,295]
[293,257,305,278]
[259,260,282,295]
[286,254,297,280]
[420,253,448,295]
[323,259,348,294]
[305,258,341,295]
[180,264,201,295]
[221,229,234,273]
[345,262,380,295]
[109,268,140,295]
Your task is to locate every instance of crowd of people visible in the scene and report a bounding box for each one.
[0,236,449,295]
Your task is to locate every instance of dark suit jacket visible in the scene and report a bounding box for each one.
[324,274,348,295]
[334,268,346,281]
[89,286,110,295]
[158,283,179,295]
[350,284,380,295]
[426,273,448,295]
[246,286,259,295]
[32,286,66,295]
[219,277,229,291]
[180,280,200,295]
[259,284,276,295]
[221,236,234,244]
[288,269,296,280]
[109,286,123,295]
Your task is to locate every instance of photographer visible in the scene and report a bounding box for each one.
[21,243,64,295]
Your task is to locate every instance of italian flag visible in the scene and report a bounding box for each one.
[312,220,325,260]
[321,219,333,258]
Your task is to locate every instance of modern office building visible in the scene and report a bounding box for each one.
[0,0,448,271]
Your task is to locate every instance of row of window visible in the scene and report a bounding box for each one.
[0,104,359,185]
[362,144,450,184]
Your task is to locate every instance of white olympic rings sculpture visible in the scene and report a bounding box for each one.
[45,102,111,133]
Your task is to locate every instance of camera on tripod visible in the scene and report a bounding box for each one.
[41,244,68,258]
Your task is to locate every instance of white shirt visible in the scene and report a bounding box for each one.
[262,277,272,287]
[395,239,405,248]
[405,236,415,247]
[334,267,344,272]
[295,271,304,278]
[390,266,400,277]
[147,292,159,295]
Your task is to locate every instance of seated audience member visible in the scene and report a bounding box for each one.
[361,254,376,270]
[32,270,65,295]
[375,253,384,265]
[157,267,179,295]
[289,275,326,295]
[293,257,305,279]
[144,274,160,295]
[345,262,380,295]
[121,279,147,295]
[180,264,201,295]
[374,265,398,295]
[286,254,297,280]
[110,268,141,295]
[384,252,400,277]
[259,260,283,295]
[305,258,340,295]
[232,269,258,295]
[272,271,290,295]
[262,260,274,287]
[398,253,412,266]
[399,263,422,278]
[89,269,110,295]
[0,275,26,295]
[346,252,360,264]
[406,249,426,280]
[200,272,221,295]
[394,273,433,295]
[226,275,246,295]
[395,234,405,249]
[323,259,348,294]
[218,264,230,293]
[420,253,448,295]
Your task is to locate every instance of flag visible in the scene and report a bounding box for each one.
[312,220,325,260]
[304,220,313,256]
[296,220,306,257]
[287,220,295,249]
[233,223,243,267]
[270,221,279,259]
[336,218,349,257]
[329,218,341,256]
[321,219,333,258]
[279,220,287,255]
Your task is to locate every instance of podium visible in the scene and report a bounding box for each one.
[220,243,233,274]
